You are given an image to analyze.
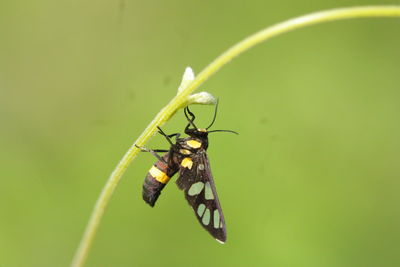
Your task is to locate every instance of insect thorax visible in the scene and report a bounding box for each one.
[176,136,208,155]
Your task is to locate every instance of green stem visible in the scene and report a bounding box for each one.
[71,6,400,267]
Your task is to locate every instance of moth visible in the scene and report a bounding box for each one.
[137,105,237,243]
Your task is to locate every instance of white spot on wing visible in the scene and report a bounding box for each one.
[188,182,204,196]
[202,208,210,225]
[213,209,220,229]
[197,204,206,217]
[204,182,214,200]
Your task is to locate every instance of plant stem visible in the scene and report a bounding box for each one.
[71,6,400,267]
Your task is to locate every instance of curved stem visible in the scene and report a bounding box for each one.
[71,6,400,267]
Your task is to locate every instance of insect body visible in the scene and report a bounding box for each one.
[138,105,237,243]
[142,152,179,206]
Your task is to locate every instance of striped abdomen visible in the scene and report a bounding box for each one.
[142,152,179,207]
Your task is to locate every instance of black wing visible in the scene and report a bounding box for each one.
[176,149,227,243]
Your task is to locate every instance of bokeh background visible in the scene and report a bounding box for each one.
[1,1,400,266]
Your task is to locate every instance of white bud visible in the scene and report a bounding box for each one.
[187,92,217,105]
[177,67,195,94]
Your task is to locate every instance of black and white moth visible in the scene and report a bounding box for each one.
[137,105,237,243]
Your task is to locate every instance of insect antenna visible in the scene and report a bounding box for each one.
[207,129,239,135]
[206,100,219,130]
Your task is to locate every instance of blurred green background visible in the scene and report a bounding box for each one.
[1,1,400,266]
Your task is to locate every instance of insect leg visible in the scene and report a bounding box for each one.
[167,133,180,138]
[135,144,168,164]
[184,106,197,130]
[156,126,175,146]
[166,133,180,142]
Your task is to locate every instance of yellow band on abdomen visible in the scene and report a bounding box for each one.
[149,166,170,184]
